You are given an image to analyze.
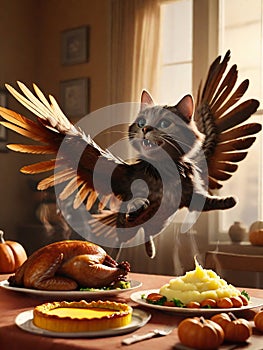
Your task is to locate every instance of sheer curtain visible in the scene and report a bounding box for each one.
[110,0,161,104]
[108,0,193,275]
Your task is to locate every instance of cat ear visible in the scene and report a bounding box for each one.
[140,90,154,110]
[176,94,194,121]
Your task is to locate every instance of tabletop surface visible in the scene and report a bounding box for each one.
[0,272,263,350]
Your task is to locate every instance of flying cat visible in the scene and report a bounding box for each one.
[0,50,261,258]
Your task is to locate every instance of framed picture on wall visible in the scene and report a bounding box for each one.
[60,78,89,119]
[61,26,89,65]
[0,90,8,152]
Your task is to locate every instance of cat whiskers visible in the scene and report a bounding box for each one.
[161,134,192,154]
[159,135,185,156]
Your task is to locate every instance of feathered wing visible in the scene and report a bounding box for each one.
[0,82,128,214]
[194,50,261,190]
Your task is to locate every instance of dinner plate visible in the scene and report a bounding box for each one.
[15,308,151,338]
[130,289,263,315]
[0,280,142,299]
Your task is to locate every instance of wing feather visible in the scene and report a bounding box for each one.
[194,51,261,190]
[0,82,129,218]
[21,159,57,174]
[7,144,57,154]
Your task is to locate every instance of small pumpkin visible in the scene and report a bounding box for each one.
[254,308,263,332]
[249,220,263,233]
[211,312,252,342]
[0,230,27,273]
[249,229,263,246]
[178,316,224,350]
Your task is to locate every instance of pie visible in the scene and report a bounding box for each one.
[33,300,133,332]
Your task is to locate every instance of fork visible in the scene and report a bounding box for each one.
[122,326,174,345]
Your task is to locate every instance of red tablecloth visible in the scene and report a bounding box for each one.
[0,272,263,350]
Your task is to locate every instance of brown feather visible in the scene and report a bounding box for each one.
[86,191,98,211]
[216,99,259,132]
[201,51,231,102]
[209,151,248,163]
[211,79,249,117]
[219,123,261,143]
[98,194,112,210]
[208,168,232,181]
[21,159,57,174]
[73,183,91,209]
[7,144,57,154]
[90,211,118,231]
[0,107,39,129]
[37,168,76,190]
[59,177,84,201]
[208,177,223,190]
[0,108,57,142]
[209,161,238,174]
[215,137,256,153]
[210,65,238,110]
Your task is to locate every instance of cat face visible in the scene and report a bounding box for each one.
[129,90,199,161]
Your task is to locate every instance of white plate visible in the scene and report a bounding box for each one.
[130,289,263,315]
[15,308,151,338]
[0,280,142,299]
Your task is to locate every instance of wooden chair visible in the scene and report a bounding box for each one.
[204,251,263,287]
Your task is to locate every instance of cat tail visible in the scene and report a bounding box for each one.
[194,50,261,190]
[188,192,237,212]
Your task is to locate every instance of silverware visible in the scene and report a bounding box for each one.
[122,326,174,345]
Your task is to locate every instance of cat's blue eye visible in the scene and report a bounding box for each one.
[137,118,146,128]
[158,119,171,128]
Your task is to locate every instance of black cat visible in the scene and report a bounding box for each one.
[0,51,260,258]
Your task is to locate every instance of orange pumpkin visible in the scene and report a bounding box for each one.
[249,229,263,246]
[211,312,252,342]
[0,230,27,273]
[254,309,263,332]
[178,316,224,350]
[249,221,263,233]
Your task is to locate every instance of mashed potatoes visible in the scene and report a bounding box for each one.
[159,259,241,305]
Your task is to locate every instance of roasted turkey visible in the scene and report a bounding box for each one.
[8,240,130,290]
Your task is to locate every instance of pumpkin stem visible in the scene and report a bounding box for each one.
[228,312,237,320]
[0,230,5,243]
[200,316,205,324]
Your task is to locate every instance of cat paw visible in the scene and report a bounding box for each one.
[126,198,150,222]
[224,196,237,209]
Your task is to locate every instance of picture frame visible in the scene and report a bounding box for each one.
[0,90,8,152]
[60,78,89,119]
[61,26,89,65]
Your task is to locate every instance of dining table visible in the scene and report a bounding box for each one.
[0,271,263,350]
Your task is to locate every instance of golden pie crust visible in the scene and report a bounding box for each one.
[33,300,133,332]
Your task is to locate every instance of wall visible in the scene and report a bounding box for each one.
[0,0,111,241]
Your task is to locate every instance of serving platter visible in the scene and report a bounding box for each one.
[15,308,151,338]
[0,280,142,299]
[130,289,263,315]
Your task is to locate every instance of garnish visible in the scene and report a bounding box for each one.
[172,298,184,307]
[241,290,250,301]
[80,280,131,291]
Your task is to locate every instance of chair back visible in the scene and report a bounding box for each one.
[205,251,263,273]
[204,251,263,287]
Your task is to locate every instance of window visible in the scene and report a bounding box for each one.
[158,0,263,239]
[218,0,263,234]
[158,0,193,104]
